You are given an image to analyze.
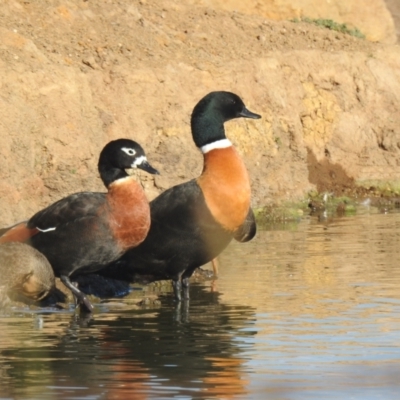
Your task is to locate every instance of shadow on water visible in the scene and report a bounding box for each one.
[0,284,257,399]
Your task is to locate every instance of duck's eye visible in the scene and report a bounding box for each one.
[121,147,136,156]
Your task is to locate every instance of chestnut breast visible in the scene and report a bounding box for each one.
[197,146,251,232]
[106,177,151,251]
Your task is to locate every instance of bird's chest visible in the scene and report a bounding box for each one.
[197,147,251,232]
[105,178,151,251]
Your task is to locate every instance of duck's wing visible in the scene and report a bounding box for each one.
[27,192,106,232]
[0,193,107,244]
[233,207,257,243]
[150,180,208,230]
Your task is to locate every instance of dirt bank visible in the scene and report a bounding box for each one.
[1,0,400,225]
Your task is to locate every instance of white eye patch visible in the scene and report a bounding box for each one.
[121,147,136,156]
[131,155,147,168]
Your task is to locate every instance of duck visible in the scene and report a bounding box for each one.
[97,91,261,301]
[0,139,159,312]
[0,242,55,308]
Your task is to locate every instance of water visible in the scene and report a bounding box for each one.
[1,210,400,399]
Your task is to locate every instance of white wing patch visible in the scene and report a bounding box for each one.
[37,227,56,233]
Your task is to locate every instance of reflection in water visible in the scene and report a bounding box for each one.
[217,210,400,398]
[0,286,256,399]
[1,211,400,399]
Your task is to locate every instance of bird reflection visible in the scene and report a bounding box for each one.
[1,283,256,399]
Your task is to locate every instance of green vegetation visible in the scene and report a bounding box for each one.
[291,17,365,39]
[306,192,357,216]
[254,191,400,226]
[274,136,282,147]
[254,201,308,227]
[357,179,400,197]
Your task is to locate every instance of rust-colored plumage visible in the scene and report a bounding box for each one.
[197,146,250,232]
[106,177,151,251]
[0,223,38,244]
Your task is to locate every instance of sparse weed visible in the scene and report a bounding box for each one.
[292,17,365,39]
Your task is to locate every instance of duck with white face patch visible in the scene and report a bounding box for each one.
[0,139,159,312]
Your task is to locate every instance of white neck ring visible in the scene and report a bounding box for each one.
[200,139,232,154]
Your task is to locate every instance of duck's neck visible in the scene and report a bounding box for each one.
[191,112,226,148]
[99,163,129,188]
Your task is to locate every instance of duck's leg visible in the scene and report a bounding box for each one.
[60,275,94,313]
[182,277,190,300]
[172,278,182,302]
[172,275,191,302]
[211,257,219,277]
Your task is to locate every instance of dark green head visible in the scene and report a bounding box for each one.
[190,91,261,148]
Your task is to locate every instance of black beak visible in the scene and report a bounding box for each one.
[137,160,160,175]
[239,106,261,119]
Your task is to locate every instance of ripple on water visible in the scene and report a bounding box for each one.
[0,211,400,399]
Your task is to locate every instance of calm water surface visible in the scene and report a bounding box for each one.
[1,210,400,399]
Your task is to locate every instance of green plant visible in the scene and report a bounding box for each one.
[291,17,365,39]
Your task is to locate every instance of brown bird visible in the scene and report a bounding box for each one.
[0,242,55,307]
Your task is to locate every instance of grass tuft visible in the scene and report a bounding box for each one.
[292,17,365,39]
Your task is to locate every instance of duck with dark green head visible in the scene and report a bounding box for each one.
[99,91,261,301]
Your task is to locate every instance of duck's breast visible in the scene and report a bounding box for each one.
[106,177,151,251]
[197,147,251,232]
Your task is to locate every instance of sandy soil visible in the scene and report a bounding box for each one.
[0,0,400,225]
